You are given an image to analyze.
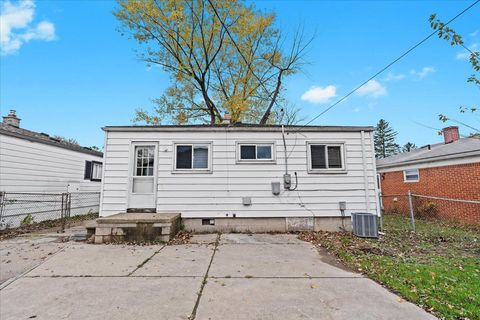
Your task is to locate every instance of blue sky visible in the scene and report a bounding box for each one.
[1,0,479,148]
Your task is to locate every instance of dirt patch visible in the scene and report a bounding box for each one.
[0,214,98,241]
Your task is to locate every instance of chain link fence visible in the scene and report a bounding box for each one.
[0,192,100,232]
[379,191,480,231]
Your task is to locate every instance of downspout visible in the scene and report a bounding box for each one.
[370,132,381,220]
[360,131,371,213]
[99,129,108,217]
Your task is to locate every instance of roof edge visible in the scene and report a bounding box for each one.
[0,128,103,157]
[376,150,480,169]
[102,125,374,133]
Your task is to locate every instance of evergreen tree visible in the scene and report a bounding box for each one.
[374,119,400,158]
[402,142,417,153]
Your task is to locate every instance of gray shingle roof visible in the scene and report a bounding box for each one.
[0,123,103,157]
[376,136,480,169]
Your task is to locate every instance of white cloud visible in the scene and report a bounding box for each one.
[352,107,361,113]
[456,43,478,60]
[0,0,56,55]
[301,85,337,104]
[470,29,479,37]
[383,72,406,82]
[356,80,386,98]
[410,67,436,79]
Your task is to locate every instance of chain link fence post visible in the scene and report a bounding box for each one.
[0,191,5,228]
[408,190,416,232]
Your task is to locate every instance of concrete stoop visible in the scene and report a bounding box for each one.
[87,213,181,244]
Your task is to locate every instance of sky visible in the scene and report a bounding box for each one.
[1,0,479,149]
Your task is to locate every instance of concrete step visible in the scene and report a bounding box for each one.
[93,212,181,244]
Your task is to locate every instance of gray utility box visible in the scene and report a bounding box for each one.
[352,212,378,238]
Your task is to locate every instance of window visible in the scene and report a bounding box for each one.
[404,169,419,182]
[84,160,102,181]
[91,162,103,180]
[134,146,155,176]
[237,143,274,162]
[174,143,211,171]
[307,143,345,172]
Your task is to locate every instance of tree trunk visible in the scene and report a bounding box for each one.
[259,71,283,125]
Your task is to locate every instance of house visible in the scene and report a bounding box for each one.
[376,126,480,224]
[0,110,104,227]
[99,120,379,232]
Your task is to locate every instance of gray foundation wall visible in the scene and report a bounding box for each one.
[182,216,352,233]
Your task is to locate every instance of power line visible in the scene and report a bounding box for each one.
[292,0,480,134]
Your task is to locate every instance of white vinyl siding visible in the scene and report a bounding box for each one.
[100,130,377,218]
[0,134,103,193]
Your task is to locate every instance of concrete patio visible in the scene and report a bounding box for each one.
[0,233,437,320]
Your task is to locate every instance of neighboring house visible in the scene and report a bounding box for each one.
[376,126,480,224]
[0,110,104,227]
[99,120,378,232]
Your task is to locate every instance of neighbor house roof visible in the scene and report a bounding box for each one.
[0,122,103,157]
[102,124,374,132]
[376,136,480,169]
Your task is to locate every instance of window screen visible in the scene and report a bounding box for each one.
[193,146,208,168]
[310,145,326,169]
[257,146,272,159]
[327,146,342,168]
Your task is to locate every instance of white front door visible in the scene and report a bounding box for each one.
[128,143,157,210]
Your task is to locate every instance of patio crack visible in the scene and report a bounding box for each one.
[188,233,220,320]
[127,245,165,276]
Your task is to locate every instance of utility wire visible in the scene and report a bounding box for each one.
[292,0,480,134]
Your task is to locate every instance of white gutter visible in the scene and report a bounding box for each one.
[370,132,380,217]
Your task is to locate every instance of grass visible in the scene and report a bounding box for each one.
[299,215,480,320]
[0,212,99,240]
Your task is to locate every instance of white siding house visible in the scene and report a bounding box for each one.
[100,124,378,232]
[0,111,103,227]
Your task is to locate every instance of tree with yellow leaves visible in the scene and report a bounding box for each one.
[116,0,311,125]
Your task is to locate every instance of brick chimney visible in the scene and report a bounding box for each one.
[222,113,232,125]
[2,110,21,128]
[442,126,459,144]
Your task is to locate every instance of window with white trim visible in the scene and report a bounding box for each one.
[84,160,102,181]
[404,169,419,182]
[174,143,211,171]
[307,143,345,172]
[238,143,274,162]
